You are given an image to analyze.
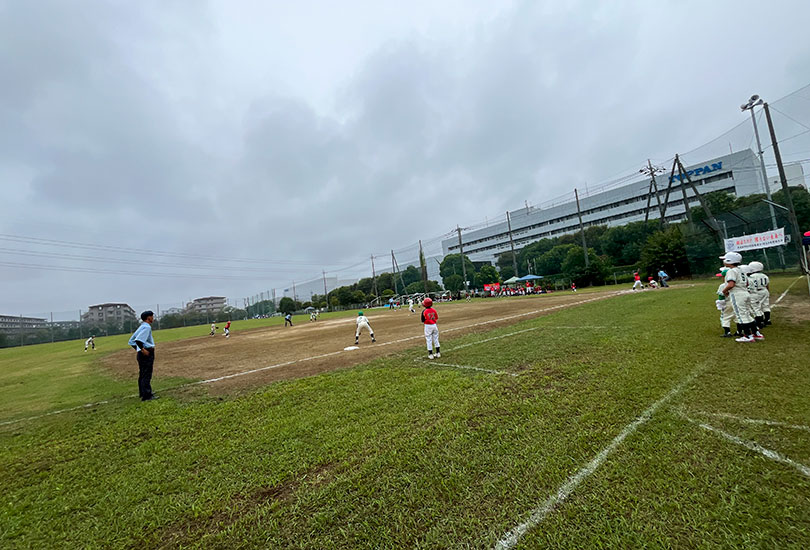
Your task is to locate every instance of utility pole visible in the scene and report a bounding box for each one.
[763,102,808,275]
[505,211,519,275]
[292,281,297,303]
[322,271,328,309]
[456,226,469,291]
[675,154,723,243]
[391,250,398,295]
[659,160,679,226]
[573,188,590,267]
[419,240,429,293]
[371,255,378,298]
[641,160,665,223]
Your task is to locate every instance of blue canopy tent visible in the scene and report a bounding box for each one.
[517,274,543,281]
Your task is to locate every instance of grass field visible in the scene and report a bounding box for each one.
[1,278,808,548]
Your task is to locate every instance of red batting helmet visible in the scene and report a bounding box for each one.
[423,297,433,308]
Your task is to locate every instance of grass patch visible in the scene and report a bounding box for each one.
[1,276,808,548]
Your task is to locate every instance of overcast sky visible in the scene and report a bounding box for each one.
[2,0,810,316]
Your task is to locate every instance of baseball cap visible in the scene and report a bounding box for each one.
[719,251,742,264]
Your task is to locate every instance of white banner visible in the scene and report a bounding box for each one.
[724,227,785,252]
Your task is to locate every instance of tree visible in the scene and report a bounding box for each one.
[356,278,374,295]
[474,264,499,288]
[402,265,422,287]
[336,286,354,306]
[377,272,395,294]
[381,288,395,298]
[351,291,366,304]
[641,226,690,277]
[561,246,611,286]
[536,244,576,275]
[517,240,554,275]
[443,274,464,293]
[497,252,518,278]
[278,297,297,315]
[439,254,475,282]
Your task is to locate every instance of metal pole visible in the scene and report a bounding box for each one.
[749,106,785,268]
[574,189,590,267]
[506,211,519,275]
[370,256,378,298]
[50,312,54,343]
[456,226,469,291]
[763,102,807,276]
[19,314,23,347]
[391,250,398,295]
[419,240,429,293]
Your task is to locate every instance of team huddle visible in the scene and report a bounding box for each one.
[715,251,771,343]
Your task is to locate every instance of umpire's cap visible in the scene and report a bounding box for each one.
[141,310,154,321]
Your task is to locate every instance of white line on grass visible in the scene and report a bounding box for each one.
[772,276,802,307]
[2,293,624,427]
[494,370,700,550]
[683,416,810,478]
[414,359,517,377]
[691,410,810,433]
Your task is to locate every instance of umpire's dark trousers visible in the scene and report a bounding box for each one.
[136,349,155,400]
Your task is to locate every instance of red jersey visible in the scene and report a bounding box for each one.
[634,273,640,281]
[421,307,438,325]
[225,321,231,329]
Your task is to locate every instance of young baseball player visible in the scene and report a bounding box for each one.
[715,268,735,337]
[632,271,643,290]
[421,297,440,359]
[746,261,771,328]
[408,298,415,314]
[209,323,217,336]
[223,320,231,338]
[648,277,659,289]
[571,282,577,292]
[719,252,760,342]
[284,313,293,327]
[84,335,95,351]
[355,311,375,345]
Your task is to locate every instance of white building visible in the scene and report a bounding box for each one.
[185,296,226,315]
[443,150,764,264]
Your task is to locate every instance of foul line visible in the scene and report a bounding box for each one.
[772,276,802,307]
[414,359,517,377]
[690,410,810,433]
[683,416,810,478]
[1,293,624,428]
[494,369,700,550]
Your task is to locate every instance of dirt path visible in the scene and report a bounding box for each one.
[102,291,621,392]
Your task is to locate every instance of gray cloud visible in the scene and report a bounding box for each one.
[2,0,809,313]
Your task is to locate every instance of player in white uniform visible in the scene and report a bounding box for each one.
[209,323,217,336]
[355,311,376,345]
[408,298,415,314]
[715,268,735,337]
[746,261,771,329]
[84,335,95,351]
[719,252,760,343]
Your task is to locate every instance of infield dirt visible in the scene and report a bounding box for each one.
[101,291,620,392]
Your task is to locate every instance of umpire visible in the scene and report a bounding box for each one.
[128,310,158,401]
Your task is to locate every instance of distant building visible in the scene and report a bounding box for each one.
[82,303,137,326]
[185,296,226,315]
[162,307,184,315]
[0,314,48,332]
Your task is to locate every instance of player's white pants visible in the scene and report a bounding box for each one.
[424,324,440,351]
[720,300,735,329]
[632,280,643,290]
[356,321,373,337]
[751,290,770,314]
[728,290,754,325]
[224,328,229,337]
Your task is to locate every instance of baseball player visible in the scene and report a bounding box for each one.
[631,271,643,290]
[719,252,760,342]
[715,268,735,337]
[355,311,375,345]
[571,282,577,292]
[209,323,217,336]
[746,261,771,328]
[223,320,231,338]
[421,297,440,359]
[284,313,293,327]
[84,335,95,351]
[408,298,415,314]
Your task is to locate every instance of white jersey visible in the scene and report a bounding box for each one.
[724,267,748,294]
[356,315,370,325]
[85,337,94,345]
[748,272,769,292]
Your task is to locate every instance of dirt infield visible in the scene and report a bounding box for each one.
[102,291,620,392]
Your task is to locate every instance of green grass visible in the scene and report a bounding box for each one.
[1,276,808,548]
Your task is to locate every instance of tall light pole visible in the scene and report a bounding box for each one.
[741,94,785,268]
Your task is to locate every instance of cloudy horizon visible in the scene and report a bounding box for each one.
[3,0,810,315]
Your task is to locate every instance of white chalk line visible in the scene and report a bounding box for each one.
[682,415,810,479]
[689,410,810,433]
[414,359,517,377]
[494,369,701,550]
[772,276,802,307]
[1,293,623,427]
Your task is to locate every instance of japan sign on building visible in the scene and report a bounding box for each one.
[724,227,785,252]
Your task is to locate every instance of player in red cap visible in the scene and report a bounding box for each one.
[421,297,440,359]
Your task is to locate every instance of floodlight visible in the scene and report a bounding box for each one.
[750,94,760,101]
